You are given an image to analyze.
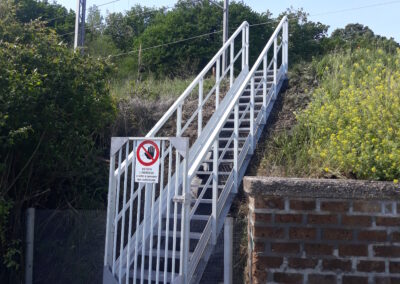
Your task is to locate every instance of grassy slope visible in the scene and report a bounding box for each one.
[253,48,400,182]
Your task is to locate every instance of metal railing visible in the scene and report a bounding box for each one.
[146,21,249,139]
[104,17,288,284]
[186,16,288,281]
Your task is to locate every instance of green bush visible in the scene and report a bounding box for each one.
[0,2,115,279]
[261,48,400,182]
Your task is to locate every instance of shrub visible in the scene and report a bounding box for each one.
[298,48,400,181]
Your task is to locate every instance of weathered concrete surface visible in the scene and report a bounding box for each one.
[244,176,400,200]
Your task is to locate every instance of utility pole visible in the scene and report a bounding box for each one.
[74,0,86,52]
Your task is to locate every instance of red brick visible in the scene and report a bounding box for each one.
[290,199,315,211]
[342,275,368,284]
[252,213,272,223]
[374,246,400,257]
[392,232,400,242]
[273,272,303,283]
[254,226,284,238]
[308,214,338,225]
[271,242,299,254]
[288,258,318,269]
[321,201,349,212]
[358,230,387,242]
[358,260,385,272]
[390,262,400,273]
[308,274,336,284]
[253,241,265,251]
[376,217,400,227]
[256,256,283,268]
[275,214,302,223]
[254,197,284,210]
[342,215,372,226]
[353,201,381,213]
[339,244,368,256]
[289,228,316,240]
[322,259,352,271]
[305,244,334,256]
[324,228,353,240]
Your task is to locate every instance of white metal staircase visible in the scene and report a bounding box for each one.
[104,16,288,284]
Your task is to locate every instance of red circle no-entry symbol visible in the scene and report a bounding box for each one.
[136,140,160,167]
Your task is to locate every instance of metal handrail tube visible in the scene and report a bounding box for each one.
[146,21,249,138]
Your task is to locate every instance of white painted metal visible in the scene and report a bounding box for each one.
[25,208,35,284]
[104,17,288,284]
[224,217,233,284]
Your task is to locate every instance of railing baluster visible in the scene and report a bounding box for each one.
[104,146,116,270]
[262,54,267,124]
[246,25,249,67]
[216,59,220,109]
[112,149,122,275]
[164,146,172,284]
[179,142,190,283]
[140,183,152,284]
[241,28,245,70]
[198,79,203,136]
[233,102,239,193]
[133,147,142,283]
[155,141,165,284]
[148,183,156,283]
[230,41,234,87]
[126,141,135,284]
[212,139,218,244]
[177,103,182,136]
[250,76,255,154]
[119,142,129,281]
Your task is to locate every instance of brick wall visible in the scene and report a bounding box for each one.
[244,177,400,284]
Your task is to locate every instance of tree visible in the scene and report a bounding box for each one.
[87,5,104,37]
[15,0,75,44]
[0,2,115,281]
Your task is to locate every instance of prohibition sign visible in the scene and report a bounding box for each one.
[136,140,160,166]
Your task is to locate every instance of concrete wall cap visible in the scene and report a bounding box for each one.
[243,176,400,200]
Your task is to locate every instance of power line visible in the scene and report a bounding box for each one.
[309,0,400,17]
[106,30,223,59]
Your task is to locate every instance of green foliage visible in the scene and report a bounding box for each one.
[323,23,399,54]
[15,0,75,44]
[0,2,115,279]
[104,5,162,51]
[260,48,400,182]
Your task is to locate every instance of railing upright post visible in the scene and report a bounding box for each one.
[177,103,182,136]
[246,24,249,68]
[273,37,277,100]
[250,76,255,154]
[241,27,245,70]
[233,102,239,194]
[262,54,267,124]
[216,58,220,109]
[104,150,116,269]
[212,139,218,245]
[180,140,190,283]
[230,41,234,87]
[198,79,203,136]
[285,20,289,73]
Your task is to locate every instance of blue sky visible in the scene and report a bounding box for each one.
[57,0,400,42]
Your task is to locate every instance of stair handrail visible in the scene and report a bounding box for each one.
[188,16,288,180]
[146,21,249,138]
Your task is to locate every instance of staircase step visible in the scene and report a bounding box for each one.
[175,214,210,221]
[138,249,193,258]
[221,127,250,131]
[157,231,202,240]
[196,171,231,175]
[191,198,213,204]
[130,269,173,282]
